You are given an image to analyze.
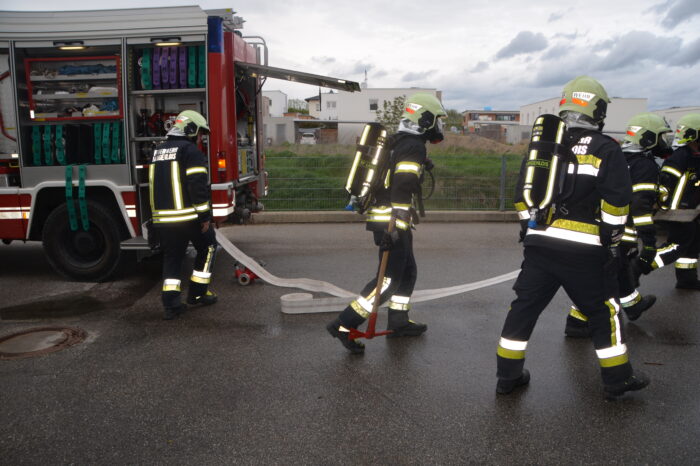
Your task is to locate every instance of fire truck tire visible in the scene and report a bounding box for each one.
[42,201,125,282]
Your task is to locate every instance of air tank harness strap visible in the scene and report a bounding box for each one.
[64,165,90,232]
[414,165,435,222]
[415,186,426,222]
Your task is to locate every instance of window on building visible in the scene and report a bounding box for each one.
[369,99,378,111]
[326,101,336,109]
[471,113,479,120]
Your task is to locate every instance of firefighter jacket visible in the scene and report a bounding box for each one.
[366,133,426,232]
[515,128,632,252]
[149,136,211,225]
[621,151,660,248]
[659,145,700,211]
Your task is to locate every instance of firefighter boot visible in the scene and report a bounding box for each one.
[386,310,427,338]
[187,289,218,306]
[564,314,590,338]
[675,268,700,290]
[603,372,650,399]
[326,317,365,354]
[163,304,187,320]
[624,294,656,321]
[496,369,531,395]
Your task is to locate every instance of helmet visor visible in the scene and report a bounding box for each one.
[672,129,686,147]
[661,131,673,147]
[436,117,444,133]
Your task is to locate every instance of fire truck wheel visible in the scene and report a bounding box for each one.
[42,201,124,282]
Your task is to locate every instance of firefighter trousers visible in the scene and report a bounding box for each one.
[568,243,641,318]
[655,218,700,281]
[497,246,633,386]
[338,228,417,328]
[618,243,643,307]
[158,221,217,309]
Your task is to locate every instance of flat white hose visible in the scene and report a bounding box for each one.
[215,229,519,314]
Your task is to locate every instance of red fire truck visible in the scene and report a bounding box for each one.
[0,6,359,281]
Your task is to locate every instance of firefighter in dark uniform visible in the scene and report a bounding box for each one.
[149,110,218,320]
[503,76,649,398]
[326,93,447,353]
[651,114,700,289]
[564,112,671,335]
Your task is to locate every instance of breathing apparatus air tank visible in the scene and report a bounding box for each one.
[522,114,576,228]
[345,122,389,213]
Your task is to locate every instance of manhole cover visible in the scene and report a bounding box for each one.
[0,327,87,360]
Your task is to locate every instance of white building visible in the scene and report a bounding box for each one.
[651,106,700,132]
[520,97,648,139]
[264,116,297,145]
[262,90,288,117]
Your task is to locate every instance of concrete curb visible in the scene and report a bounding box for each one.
[251,210,518,224]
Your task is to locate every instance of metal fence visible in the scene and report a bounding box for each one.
[264,154,523,211]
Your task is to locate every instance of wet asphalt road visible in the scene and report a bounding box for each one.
[1,222,699,465]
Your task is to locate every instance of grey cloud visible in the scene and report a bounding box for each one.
[647,0,672,13]
[350,62,373,75]
[471,61,489,73]
[542,45,569,61]
[548,12,564,22]
[372,70,388,79]
[552,31,579,41]
[533,68,577,88]
[402,70,434,82]
[594,31,681,71]
[312,56,335,65]
[602,67,698,108]
[659,0,700,28]
[440,38,697,112]
[596,38,616,51]
[676,36,700,66]
[329,62,374,78]
[649,76,700,108]
[495,31,548,60]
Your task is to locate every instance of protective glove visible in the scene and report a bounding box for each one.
[519,220,528,243]
[603,243,623,282]
[608,243,621,260]
[379,229,399,252]
[599,224,623,248]
[636,245,656,275]
[423,157,435,172]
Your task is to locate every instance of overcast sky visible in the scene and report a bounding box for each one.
[3,0,699,112]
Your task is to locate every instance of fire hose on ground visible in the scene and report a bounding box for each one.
[214,229,520,315]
